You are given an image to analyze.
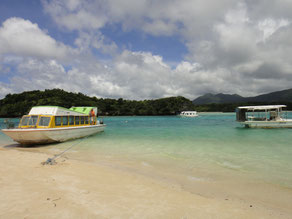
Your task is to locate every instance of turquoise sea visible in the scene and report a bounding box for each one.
[1,113,292,194]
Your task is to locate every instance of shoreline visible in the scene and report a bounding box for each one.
[1,112,232,119]
[1,146,291,218]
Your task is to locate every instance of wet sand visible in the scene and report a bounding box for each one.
[0,146,291,219]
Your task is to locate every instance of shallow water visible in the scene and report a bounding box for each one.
[1,113,292,190]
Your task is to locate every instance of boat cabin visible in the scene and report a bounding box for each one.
[236,105,286,122]
[19,106,98,129]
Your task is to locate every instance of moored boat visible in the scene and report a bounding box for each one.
[236,105,292,128]
[1,106,106,145]
[179,111,198,117]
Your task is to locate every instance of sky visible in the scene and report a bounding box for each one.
[0,0,292,100]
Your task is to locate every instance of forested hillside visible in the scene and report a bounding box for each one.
[0,89,195,117]
[193,88,292,104]
[1,89,292,117]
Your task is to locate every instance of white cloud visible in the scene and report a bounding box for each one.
[186,2,292,96]
[74,31,118,55]
[1,0,292,100]
[43,0,236,35]
[2,44,292,100]
[112,50,174,99]
[245,0,292,21]
[43,0,107,31]
[0,51,201,100]
[9,59,67,93]
[142,20,178,36]
[0,82,13,98]
[0,17,71,59]
[257,18,290,42]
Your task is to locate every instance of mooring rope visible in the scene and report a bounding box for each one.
[42,136,88,165]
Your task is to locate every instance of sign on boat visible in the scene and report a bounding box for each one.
[236,105,292,128]
[1,106,106,145]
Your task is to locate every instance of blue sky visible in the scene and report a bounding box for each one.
[0,0,49,30]
[0,0,292,100]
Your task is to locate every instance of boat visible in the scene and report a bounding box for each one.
[1,106,106,145]
[179,111,198,117]
[236,105,292,128]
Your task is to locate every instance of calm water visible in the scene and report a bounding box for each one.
[1,113,292,189]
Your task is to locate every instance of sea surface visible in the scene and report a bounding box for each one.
[1,113,292,192]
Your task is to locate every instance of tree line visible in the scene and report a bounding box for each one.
[0,89,195,117]
[1,89,291,117]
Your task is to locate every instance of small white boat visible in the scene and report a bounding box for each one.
[179,111,198,117]
[236,105,292,128]
[1,106,105,145]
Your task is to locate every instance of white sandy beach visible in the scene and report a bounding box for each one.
[0,147,291,219]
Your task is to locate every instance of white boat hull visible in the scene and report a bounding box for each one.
[179,111,198,117]
[241,120,292,128]
[1,124,106,145]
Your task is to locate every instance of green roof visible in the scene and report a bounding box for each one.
[69,107,97,115]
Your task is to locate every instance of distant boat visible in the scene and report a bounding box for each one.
[236,105,292,128]
[1,106,105,145]
[179,111,198,117]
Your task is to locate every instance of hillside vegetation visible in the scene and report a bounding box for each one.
[0,89,195,117]
[1,89,292,117]
[193,88,292,104]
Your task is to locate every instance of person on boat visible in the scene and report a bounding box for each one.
[90,108,96,125]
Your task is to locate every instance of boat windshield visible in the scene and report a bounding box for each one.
[20,116,30,126]
[20,115,39,127]
[28,116,39,126]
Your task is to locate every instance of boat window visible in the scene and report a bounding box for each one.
[75,116,80,125]
[55,116,62,126]
[236,108,247,122]
[80,116,84,124]
[20,116,29,126]
[28,116,39,126]
[69,116,74,125]
[85,116,89,124]
[270,111,277,120]
[39,117,51,127]
[63,116,68,125]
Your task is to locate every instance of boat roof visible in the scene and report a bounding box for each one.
[237,105,286,110]
[28,106,97,116]
[69,106,97,115]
